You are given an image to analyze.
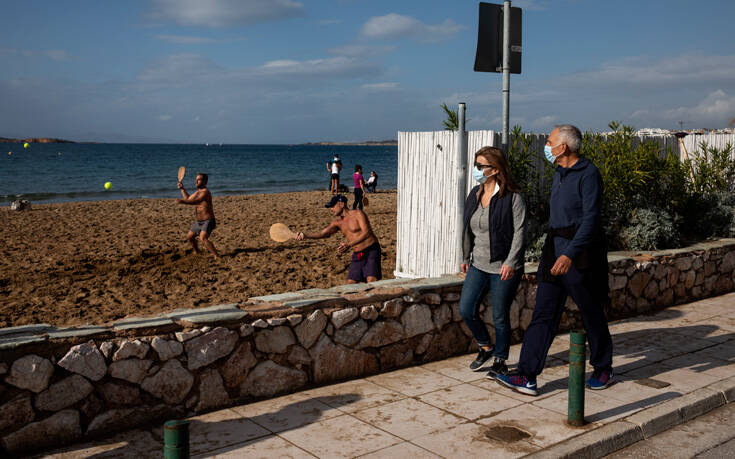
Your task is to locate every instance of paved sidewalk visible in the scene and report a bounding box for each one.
[37,292,735,458]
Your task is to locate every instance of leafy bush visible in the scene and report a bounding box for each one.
[507,122,735,260]
[620,207,681,251]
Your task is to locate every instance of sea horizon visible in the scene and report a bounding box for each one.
[2,143,397,206]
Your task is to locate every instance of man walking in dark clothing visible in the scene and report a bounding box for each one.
[497,124,613,396]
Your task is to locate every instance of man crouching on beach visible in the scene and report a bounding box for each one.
[176,173,219,259]
[295,195,382,283]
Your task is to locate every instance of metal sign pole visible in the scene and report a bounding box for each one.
[456,103,468,271]
[501,0,511,155]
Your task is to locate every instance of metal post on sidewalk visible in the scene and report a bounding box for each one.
[164,419,190,459]
[568,330,586,426]
[456,102,468,271]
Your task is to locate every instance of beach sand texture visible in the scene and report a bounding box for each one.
[0,190,396,328]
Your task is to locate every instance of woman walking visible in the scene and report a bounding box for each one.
[460,146,527,379]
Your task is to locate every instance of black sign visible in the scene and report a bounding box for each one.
[474,2,522,74]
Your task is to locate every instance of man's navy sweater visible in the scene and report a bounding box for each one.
[549,156,604,260]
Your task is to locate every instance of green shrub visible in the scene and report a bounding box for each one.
[687,142,735,194]
[620,207,681,251]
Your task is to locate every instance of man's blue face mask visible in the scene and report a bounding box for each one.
[544,143,562,163]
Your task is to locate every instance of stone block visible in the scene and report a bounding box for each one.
[241,361,307,397]
[628,272,651,298]
[98,381,141,406]
[310,335,379,383]
[5,355,54,393]
[221,341,258,388]
[358,320,405,349]
[113,339,150,361]
[58,342,107,381]
[108,359,153,384]
[331,307,359,329]
[294,309,328,349]
[35,375,94,412]
[360,305,379,321]
[184,326,238,370]
[424,293,442,305]
[140,359,194,404]
[196,369,230,412]
[151,337,183,361]
[255,326,296,354]
[1,410,81,454]
[433,304,452,330]
[401,304,434,338]
[381,298,404,318]
[333,319,368,347]
[0,395,34,433]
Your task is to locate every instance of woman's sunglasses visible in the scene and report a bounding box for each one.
[474,163,496,171]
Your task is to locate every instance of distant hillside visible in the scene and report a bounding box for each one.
[303,139,397,146]
[0,137,76,143]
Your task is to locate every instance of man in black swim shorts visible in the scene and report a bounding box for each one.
[294,194,382,283]
[176,173,219,259]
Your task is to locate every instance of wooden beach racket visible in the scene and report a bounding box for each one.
[362,196,369,207]
[270,223,297,242]
[177,166,186,184]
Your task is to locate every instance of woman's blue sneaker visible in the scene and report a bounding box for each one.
[496,373,537,396]
[586,369,614,390]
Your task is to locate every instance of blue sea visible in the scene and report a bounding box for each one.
[0,143,398,206]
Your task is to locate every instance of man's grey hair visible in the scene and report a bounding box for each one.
[554,124,582,153]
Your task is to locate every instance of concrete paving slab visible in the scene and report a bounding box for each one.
[476,403,599,448]
[417,383,523,421]
[357,441,441,458]
[366,366,462,397]
[411,421,538,458]
[472,376,566,402]
[303,379,406,414]
[278,415,402,458]
[419,354,487,383]
[187,408,271,455]
[707,375,735,402]
[623,363,722,394]
[36,429,159,458]
[192,434,316,459]
[659,353,735,379]
[231,392,343,433]
[352,397,465,441]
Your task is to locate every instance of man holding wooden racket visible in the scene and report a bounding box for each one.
[176,172,219,259]
[294,195,382,283]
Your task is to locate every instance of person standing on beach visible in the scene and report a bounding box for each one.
[496,124,613,397]
[326,154,342,194]
[294,195,381,283]
[176,173,219,259]
[352,164,366,210]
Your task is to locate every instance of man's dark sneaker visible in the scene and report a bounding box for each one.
[586,369,614,390]
[485,358,509,380]
[469,347,494,371]
[496,373,538,396]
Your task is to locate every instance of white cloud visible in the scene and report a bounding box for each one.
[155,35,217,44]
[254,56,379,78]
[149,0,305,27]
[329,44,395,57]
[360,14,465,43]
[361,82,399,91]
[530,115,557,128]
[511,0,552,11]
[137,54,224,84]
[563,54,735,89]
[44,50,69,61]
[319,19,341,25]
[632,90,735,126]
[156,114,172,121]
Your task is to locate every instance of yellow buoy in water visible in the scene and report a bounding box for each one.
[104,182,112,190]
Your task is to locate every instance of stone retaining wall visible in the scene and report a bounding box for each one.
[1,239,734,454]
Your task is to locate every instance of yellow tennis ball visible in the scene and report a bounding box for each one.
[104,182,112,190]
[23,143,29,148]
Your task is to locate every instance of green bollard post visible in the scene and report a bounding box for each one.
[568,330,587,426]
[164,420,190,459]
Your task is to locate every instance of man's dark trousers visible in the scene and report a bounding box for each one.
[518,263,613,379]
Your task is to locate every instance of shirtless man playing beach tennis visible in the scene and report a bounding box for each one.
[176,173,219,259]
[295,195,382,283]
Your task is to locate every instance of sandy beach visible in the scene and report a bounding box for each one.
[0,190,397,328]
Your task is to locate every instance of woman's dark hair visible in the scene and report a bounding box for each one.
[474,146,520,197]
[354,164,362,172]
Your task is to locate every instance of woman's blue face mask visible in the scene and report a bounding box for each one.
[472,166,487,183]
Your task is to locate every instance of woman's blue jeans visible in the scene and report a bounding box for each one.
[459,264,523,360]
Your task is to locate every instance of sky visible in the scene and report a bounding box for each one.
[1,0,734,143]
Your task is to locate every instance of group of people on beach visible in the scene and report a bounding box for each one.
[174,153,384,284]
[173,123,614,395]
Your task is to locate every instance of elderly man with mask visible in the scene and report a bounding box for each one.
[497,124,613,396]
